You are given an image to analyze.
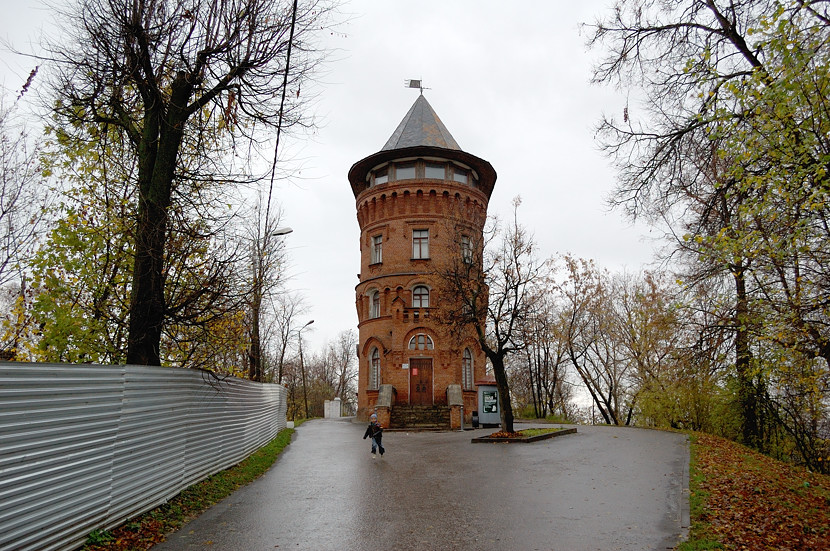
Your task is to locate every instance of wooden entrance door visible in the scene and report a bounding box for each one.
[410,358,433,405]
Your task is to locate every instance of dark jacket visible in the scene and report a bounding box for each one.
[363,421,383,442]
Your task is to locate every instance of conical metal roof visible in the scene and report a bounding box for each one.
[348,94,496,199]
[382,94,460,151]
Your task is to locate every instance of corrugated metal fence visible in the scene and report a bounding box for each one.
[0,362,287,551]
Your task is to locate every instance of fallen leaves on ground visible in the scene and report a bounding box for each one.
[487,431,524,438]
[84,511,183,550]
[693,432,830,550]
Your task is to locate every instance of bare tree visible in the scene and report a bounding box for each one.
[325,329,358,405]
[555,255,630,425]
[290,330,358,417]
[247,205,292,381]
[264,291,308,384]
[0,90,49,359]
[513,286,573,420]
[0,95,45,290]
[44,0,333,365]
[437,197,544,433]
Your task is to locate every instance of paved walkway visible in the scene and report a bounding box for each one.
[154,419,689,551]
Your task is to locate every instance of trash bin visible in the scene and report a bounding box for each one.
[471,410,479,428]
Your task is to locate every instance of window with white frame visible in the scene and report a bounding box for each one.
[462,348,474,390]
[452,166,468,184]
[461,235,472,264]
[369,290,380,319]
[412,286,429,308]
[412,229,429,259]
[369,347,380,390]
[371,235,382,264]
[408,334,434,350]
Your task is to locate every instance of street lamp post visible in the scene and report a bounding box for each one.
[250,226,293,382]
[298,319,314,418]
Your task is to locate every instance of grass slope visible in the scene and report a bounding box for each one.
[681,432,830,550]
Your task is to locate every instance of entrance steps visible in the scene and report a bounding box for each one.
[389,405,451,430]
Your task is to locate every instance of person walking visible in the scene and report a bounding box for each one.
[363,413,385,458]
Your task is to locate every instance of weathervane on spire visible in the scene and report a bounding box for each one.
[404,79,429,94]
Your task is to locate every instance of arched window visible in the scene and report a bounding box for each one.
[369,290,380,319]
[412,285,429,308]
[408,334,434,350]
[462,348,474,390]
[369,347,380,390]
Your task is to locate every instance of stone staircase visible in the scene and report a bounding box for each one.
[389,405,451,430]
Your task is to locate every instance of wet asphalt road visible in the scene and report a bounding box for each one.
[154,418,689,551]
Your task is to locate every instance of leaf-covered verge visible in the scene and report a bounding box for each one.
[681,432,830,550]
[488,428,564,438]
[83,425,300,551]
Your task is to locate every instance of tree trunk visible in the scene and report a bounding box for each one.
[568,345,613,424]
[527,349,539,418]
[126,197,168,365]
[490,353,514,432]
[249,250,264,381]
[536,347,547,418]
[604,387,620,425]
[734,265,759,448]
[126,97,188,365]
[277,338,289,384]
[249,290,263,381]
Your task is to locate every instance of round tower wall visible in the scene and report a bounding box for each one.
[354,175,489,421]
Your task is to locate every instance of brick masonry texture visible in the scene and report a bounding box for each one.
[353,174,491,425]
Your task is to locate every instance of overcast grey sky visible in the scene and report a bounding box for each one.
[2,0,657,355]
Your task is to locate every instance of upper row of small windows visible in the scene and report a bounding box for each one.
[370,160,476,188]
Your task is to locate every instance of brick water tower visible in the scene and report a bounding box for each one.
[348,93,497,428]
